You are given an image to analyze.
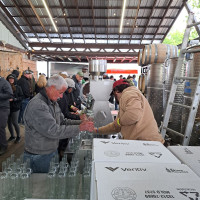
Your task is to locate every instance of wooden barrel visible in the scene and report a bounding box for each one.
[138,75,142,91]
[142,44,178,65]
[141,75,146,94]
[137,49,143,66]
[138,74,146,94]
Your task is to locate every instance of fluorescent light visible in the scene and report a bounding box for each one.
[42,0,58,32]
[119,0,127,33]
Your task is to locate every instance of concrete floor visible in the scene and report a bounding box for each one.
[0,125,25,171]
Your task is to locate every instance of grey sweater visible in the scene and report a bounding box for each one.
[24,89,81,155]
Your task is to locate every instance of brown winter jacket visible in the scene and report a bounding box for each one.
[98,86,164,143]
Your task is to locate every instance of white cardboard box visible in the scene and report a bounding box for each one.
[168,146,200,177]
[97,180,200,200]
[93,139,181,164]
[91,162,200,200]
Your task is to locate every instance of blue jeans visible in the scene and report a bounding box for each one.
[24,151,57,173]
[18,98,29,124]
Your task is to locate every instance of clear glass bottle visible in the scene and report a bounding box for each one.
[56,163,67,199]
[20,168,32,199]
[46,171,56,199]
[0,172,8,200]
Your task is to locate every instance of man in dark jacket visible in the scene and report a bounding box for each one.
[72,71,84,109]
[58,78,86,158]
[0,75,13,155]
[58,78,81,120]
[17,70,32,124]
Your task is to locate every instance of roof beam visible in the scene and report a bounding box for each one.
[27,0,52,43]
[0,41,26,53]
[30,50,138,57]
[140,0,157,43]
[76,56,81,61]
[121,57,126,63]
[91,0,97,43]
[4,5,182,10]
[0,9,28,49]
[129,58,137,63]
[58,0,75,43]
[0,2,29,46]
[75,0,85,43]
[161,1,186,42]
[11,15,176,20]
[29,43,144,49]
[26,33,164,37]
[11,0,41,43]
[151,0,174,42]
[21,24,171,28]
[129,0,141,44]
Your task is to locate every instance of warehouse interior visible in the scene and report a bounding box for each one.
[0,0,200,199]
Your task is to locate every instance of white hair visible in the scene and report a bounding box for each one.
[46,74,68,90]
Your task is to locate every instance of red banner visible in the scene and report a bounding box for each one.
[106,69,138,74]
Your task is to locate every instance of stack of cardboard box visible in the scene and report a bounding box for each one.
[91,139,200,200]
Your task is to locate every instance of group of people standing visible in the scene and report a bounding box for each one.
[0,69,86,157]
[0,69,34,156]
[0,69,164,173]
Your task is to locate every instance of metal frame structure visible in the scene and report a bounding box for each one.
[160,12,200,146]
[0,0,188,62]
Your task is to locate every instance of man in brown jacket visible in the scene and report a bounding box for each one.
[94,79,164,144]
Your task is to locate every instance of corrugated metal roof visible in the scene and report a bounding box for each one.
[0,0,188,62]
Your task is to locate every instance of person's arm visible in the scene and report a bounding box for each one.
[0,81,13,100]
[96,118,121,134]
[25,100,80,139]
[25,99,93,140]
[119,93,143,126]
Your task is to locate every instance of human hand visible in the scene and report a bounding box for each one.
[79,121,94,132]
[9,98,13,101]
[71,105,79,112]
[93,128,98,133]
[80,114,87,121]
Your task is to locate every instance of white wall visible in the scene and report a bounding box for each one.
[36,61,48,77]
[0,21,25,49]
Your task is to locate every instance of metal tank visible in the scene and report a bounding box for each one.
[181,45,200,145]
[147,63,164,127]
[89,60,107,78]
[164,57,186,142]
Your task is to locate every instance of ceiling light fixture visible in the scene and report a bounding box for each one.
[119,0,127,33]
[42,0,58,32]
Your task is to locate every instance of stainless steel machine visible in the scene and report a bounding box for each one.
[87,60,114,128]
